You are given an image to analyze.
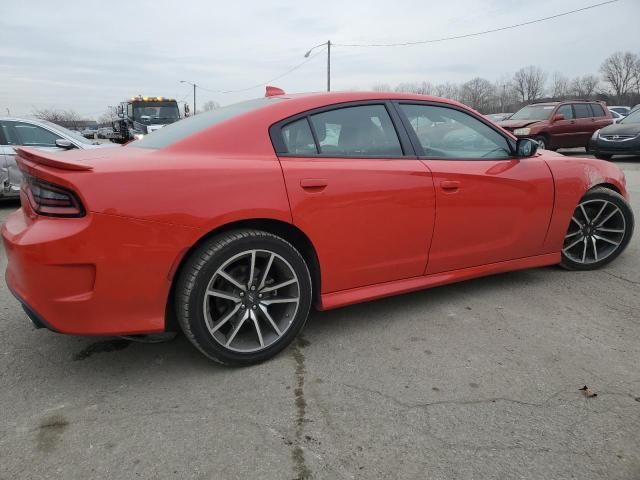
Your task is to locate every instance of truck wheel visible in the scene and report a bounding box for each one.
[175,229,312,366]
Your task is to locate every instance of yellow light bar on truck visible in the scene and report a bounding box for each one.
[129,96,175,102]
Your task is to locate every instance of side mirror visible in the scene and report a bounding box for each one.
[55,139,75,150]
[552,114,565,122]
[117,106,124,118]
[516,138,538,157]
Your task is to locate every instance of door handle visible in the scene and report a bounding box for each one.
[440,180,460,191]
[300,178,328,190]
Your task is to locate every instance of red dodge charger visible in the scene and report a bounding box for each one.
[1,90,634,365]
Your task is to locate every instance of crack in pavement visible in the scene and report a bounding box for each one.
[291,336,312,480]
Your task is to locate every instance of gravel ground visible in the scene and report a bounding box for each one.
[0,153,639,480]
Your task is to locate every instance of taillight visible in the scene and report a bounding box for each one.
[23,175,85,217]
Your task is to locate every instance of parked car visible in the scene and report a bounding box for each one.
[608,106,631,117]
[609,108,625,124]
[499,100,612,150]
[589,107,640,159]
[97,127,114,139]
[81,127,97,139]
[486,112,512,122]
[0,117,117,199]
[2,91,634,365]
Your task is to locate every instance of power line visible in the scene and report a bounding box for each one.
[334,0,618,47]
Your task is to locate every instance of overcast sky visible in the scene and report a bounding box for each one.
[1,0,639,118]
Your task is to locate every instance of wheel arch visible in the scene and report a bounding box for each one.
[165,218,322,331]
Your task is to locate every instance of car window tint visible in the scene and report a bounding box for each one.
[400,104,511,159]
[590,104,605,117]
[557,105,574,119]
[309,105,403,157]
[573,104,592,118]
[13,122,61,147]
[282,118,317,155]
[0,122,20,146]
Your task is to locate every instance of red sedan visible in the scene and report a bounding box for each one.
[2,90,634,365]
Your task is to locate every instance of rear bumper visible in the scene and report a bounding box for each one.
[2,208,201,335]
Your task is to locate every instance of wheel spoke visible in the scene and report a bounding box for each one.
[248,250,257,287]
[218,270,246,291]
[261,278,297,293]
[581,237,588,263]
[565,230,582,239]
[579,204,591,223]
[594,234,620,246]
[209,304,241,334]
[258,253,275,290]
[596,207,620,228]
[591,237,598,262]
[563,236,584,251]
[262,297,299,305]
[226,309,249,346]
[591,201,608,224]
[258,305,283,336]
[249,310,264,348]
[206,289,241,302]
[596,227,624,234]
[571,216,584,228]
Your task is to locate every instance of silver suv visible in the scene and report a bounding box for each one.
[0,117,117,199]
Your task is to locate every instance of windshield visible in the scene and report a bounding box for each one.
[132,97,278,149]
[37,119,94,144]
[133,103,180,124]
[509,105,555,121]
[620,109,640,124]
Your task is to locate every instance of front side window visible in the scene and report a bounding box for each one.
[400,104,512,159]
[12,122,61,147]
[309,105,403,156]
[557,104,574,119]
[573,104,592,118]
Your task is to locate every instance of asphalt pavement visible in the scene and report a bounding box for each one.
[0,152,639,480]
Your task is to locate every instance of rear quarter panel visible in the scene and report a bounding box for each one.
[542,155,628,252]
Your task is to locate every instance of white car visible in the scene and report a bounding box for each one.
[0,117,118,199]
[608,106,631,117]
[608,108,625,124]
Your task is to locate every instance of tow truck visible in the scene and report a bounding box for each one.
[112,96,182,143]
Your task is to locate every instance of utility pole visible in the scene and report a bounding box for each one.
[180,80,197,115]
[305,41,332,92]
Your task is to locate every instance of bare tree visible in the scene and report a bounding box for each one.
[98,107,118,125]
[570,75,600,98]
[551,73,570,99]
[513,66,546,102]
[394,81,433,95]
[201,100,220,112]
[32,108,83,129]
[433,82,460,101]
[459,77,496,112]
[600,51,639,101]
[494,78,519,112]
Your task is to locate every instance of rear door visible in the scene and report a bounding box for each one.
[572,103,595,147]
[273,102,436,293]
[589,103,612,131]
[395,102,554,274]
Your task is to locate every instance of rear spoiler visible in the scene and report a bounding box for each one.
[16,147,93,171]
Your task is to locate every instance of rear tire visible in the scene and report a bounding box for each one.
[175,229,312,366]
[534,135,553,151]
[560,187,634,270]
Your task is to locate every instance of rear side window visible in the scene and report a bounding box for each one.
[282,118,316,155]
[573,104,592,118]
[557,105,574,119]
[309,105,403,157]
[590,104,605,117]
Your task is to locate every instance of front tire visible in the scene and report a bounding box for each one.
[595,153,613,160]
[175,230,312,366]
[560,187,634,270]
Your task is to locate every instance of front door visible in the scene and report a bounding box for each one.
[396,102,555,274]
[275,103,436,293]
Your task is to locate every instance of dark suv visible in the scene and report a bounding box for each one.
[499,100,612,150]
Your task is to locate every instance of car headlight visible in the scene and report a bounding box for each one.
[133,133,145,140]
[513,128,530,136]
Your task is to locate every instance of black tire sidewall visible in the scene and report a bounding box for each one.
[561,188,634,270]
[178,231,312,365]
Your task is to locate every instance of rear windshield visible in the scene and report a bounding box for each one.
[131,97,278,149]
